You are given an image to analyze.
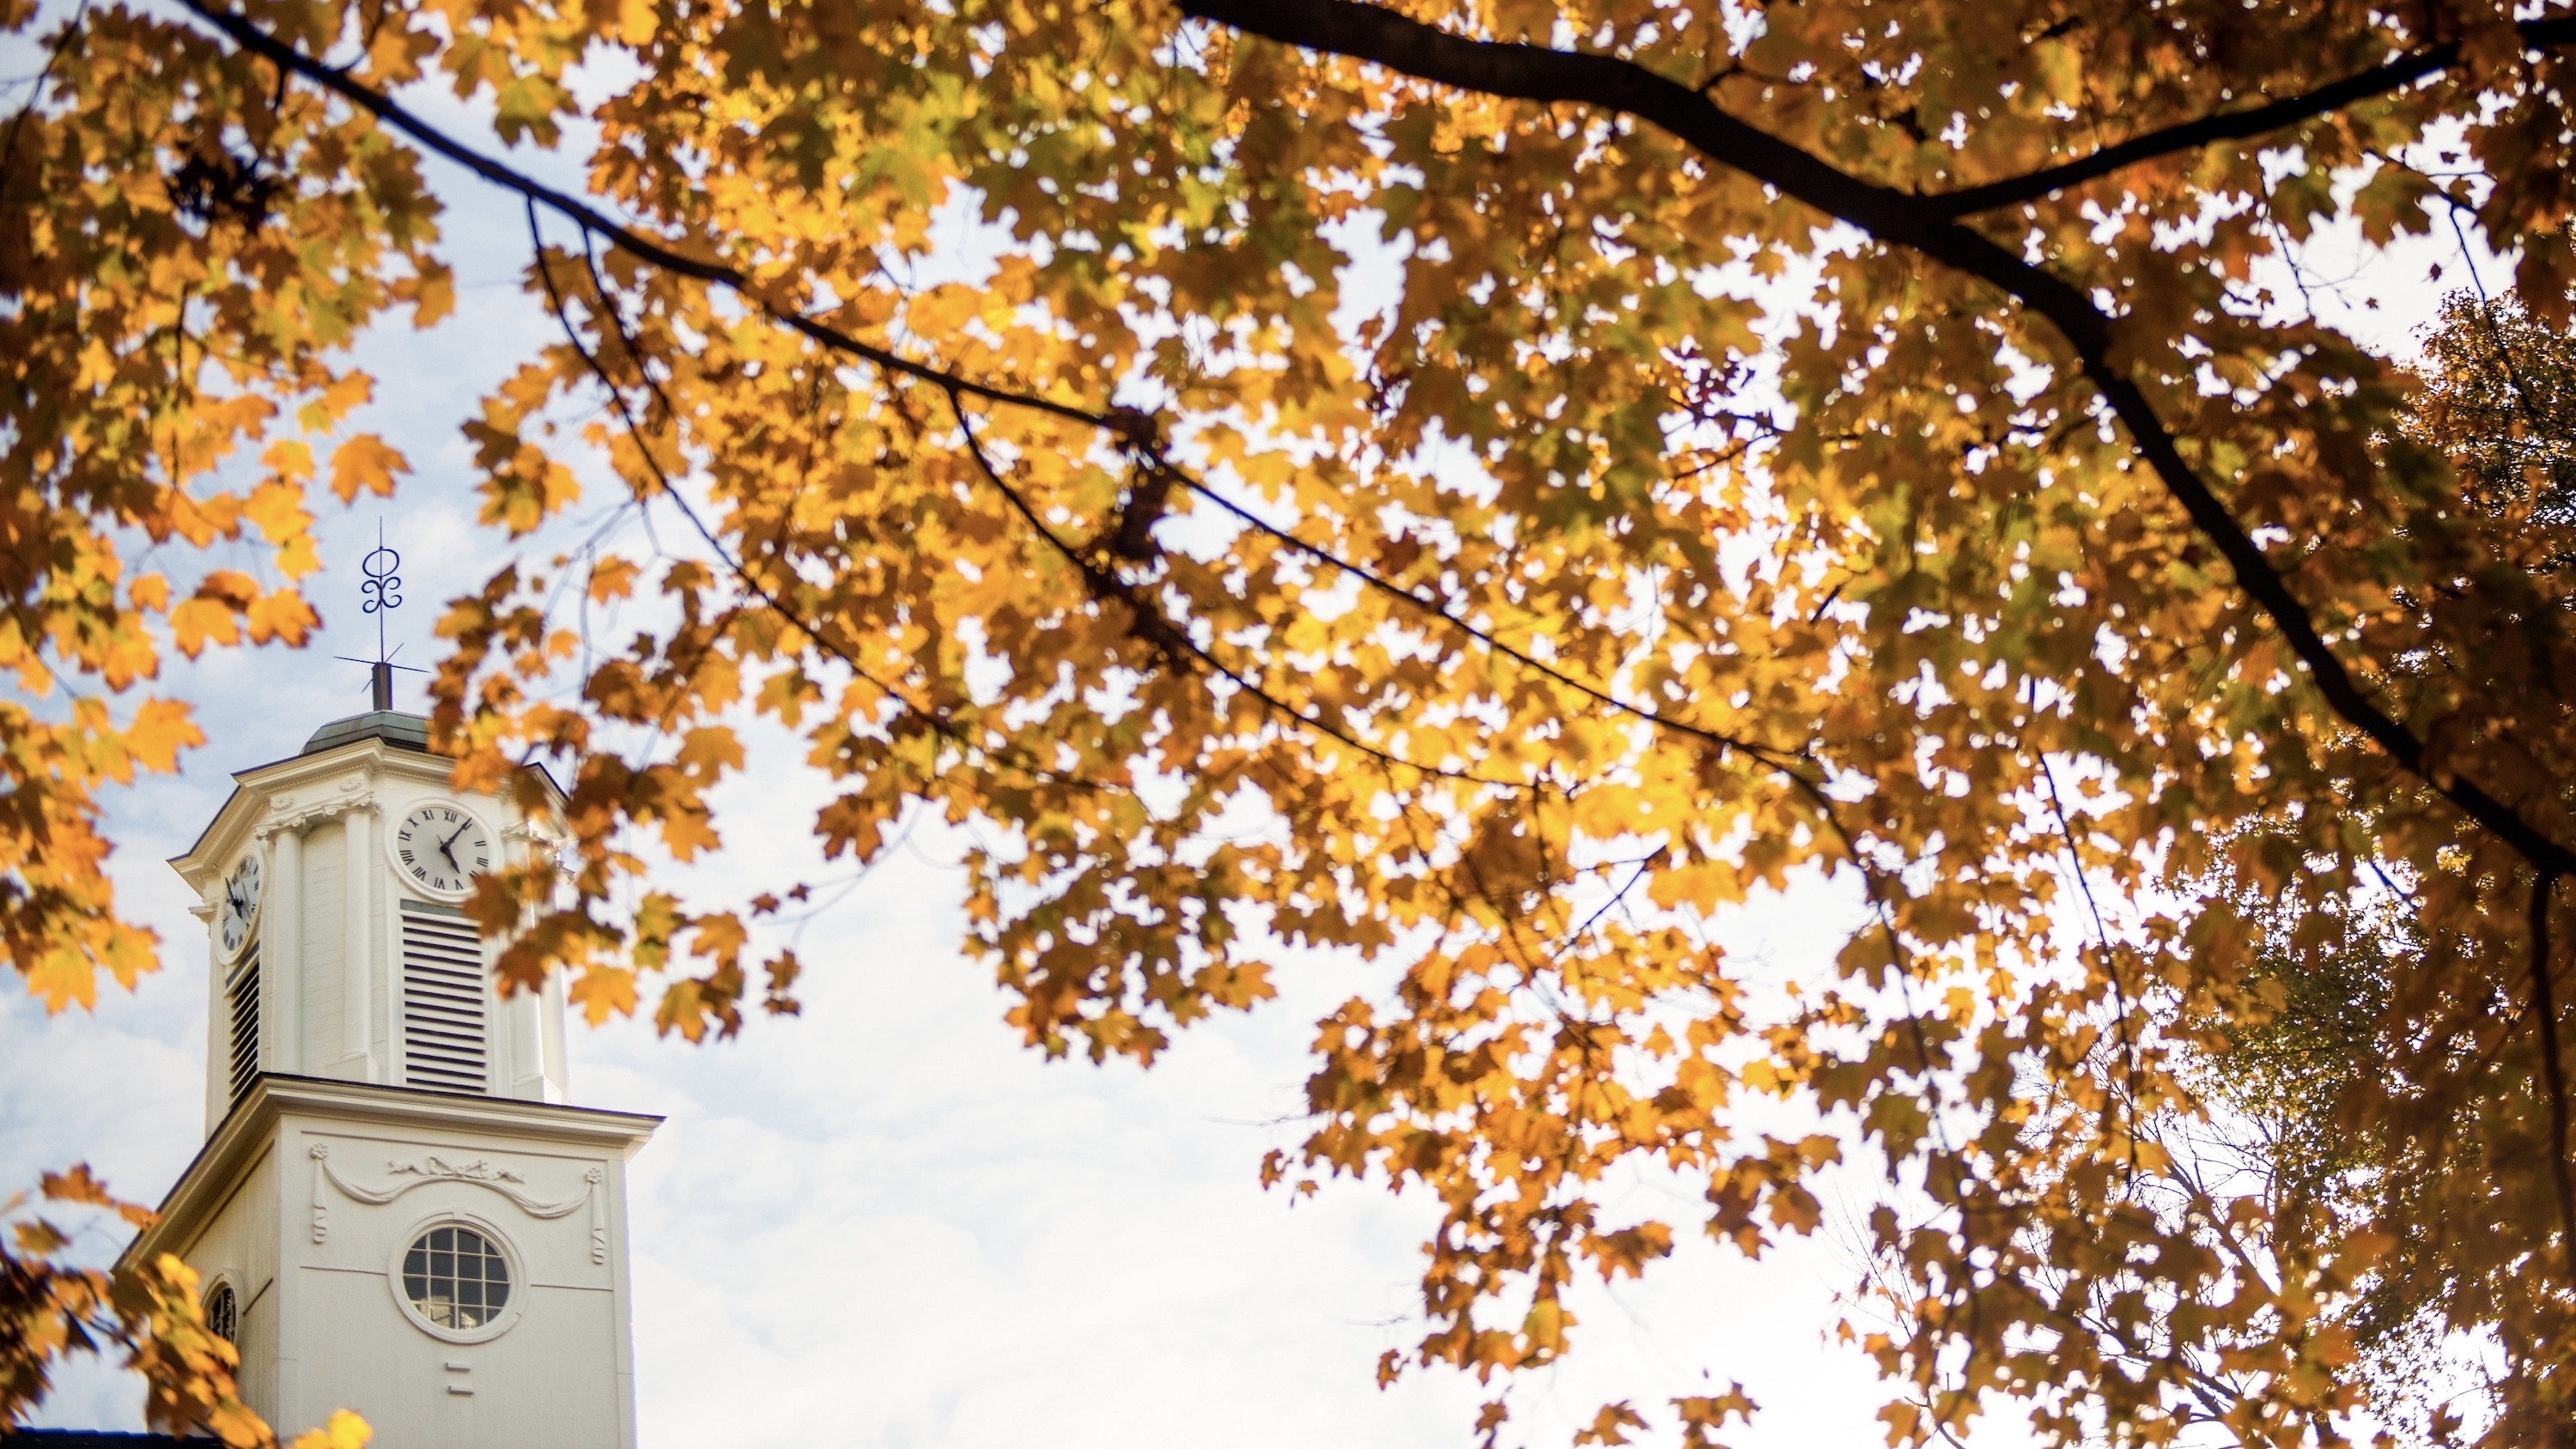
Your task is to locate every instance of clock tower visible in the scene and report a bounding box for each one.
[125,665,659,1449]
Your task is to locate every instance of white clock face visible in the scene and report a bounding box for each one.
[391,801,495,899]
[216,852,261,961]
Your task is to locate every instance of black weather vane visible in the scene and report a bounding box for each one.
[334,520,426,711]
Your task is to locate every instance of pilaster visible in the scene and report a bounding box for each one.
[341,800,378,1084]
[264,826,304,1076]
[197,900,224,1138]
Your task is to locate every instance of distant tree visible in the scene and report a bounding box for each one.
[8,1,2576,1446]
[2411,291,2576,530]
[2159,292,2576,1446]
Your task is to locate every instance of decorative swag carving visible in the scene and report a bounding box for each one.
[309,1143,608,1263]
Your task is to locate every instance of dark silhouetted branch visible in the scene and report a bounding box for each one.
[1175,0,2576,881]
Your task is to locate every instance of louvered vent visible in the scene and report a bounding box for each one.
[225,949,260,1104]
[401,905,488,1092]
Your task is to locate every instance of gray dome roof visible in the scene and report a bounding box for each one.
[301,710,434,756]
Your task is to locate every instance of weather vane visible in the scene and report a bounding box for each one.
[333,519,427,712]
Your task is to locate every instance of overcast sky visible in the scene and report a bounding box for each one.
[1,13,2506,1446]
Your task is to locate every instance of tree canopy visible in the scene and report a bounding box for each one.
[6,0,2576,1444]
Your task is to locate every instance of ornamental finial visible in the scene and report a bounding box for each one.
[331,519,426,710]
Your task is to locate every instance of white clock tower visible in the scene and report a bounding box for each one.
[125,665,659,1449]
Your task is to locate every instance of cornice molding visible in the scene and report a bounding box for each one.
[254,785,380,840]
[171,741,558,887]
[121,1076,659,1275]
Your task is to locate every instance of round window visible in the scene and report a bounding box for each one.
[204,1280,236,1343]
[402,1224,512,1331]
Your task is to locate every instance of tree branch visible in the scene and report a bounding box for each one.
[1164,463,1805,772]
[1931,18,2576,219]
[519,208,1120,800]
[1175,0,2576,882]
[2530,870,2576,1282]
[946,399,1528,790]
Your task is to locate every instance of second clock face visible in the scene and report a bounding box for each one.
[391,801,495,898]
[216,852,261,961]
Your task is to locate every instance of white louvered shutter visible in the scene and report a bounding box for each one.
[399,903,489,1092]
[225,948,260,1104]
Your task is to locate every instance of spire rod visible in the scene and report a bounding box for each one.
[333,519,425,710]
[361,519,400,664]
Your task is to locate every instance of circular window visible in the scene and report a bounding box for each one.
[403,1224,511,1331]
[384,1213,527,1343]
[204,1280,236,1343]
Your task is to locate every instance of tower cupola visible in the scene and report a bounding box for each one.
[128,660,657,1449]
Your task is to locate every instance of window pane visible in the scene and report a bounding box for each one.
[405,1225,511,1332]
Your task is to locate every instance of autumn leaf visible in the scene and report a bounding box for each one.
[125,698,205,774]
[285,1410,374,1449]
[328,434,409,503]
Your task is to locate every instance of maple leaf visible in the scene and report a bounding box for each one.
[327,434,409,503]
[125,698,206,774]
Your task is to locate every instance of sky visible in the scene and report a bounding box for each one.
[0,9,2521,1448]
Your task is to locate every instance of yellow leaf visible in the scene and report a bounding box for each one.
[286,1410,374,1449]
[617,0,656,45]
[170,598,240,658]
[246,588,319,646]
[329,435,409,503]
[259,440,314,482]
[125,698,204,773]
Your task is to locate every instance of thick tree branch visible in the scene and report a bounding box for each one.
[1932,18,2576,218]
[2531,870,2576,1281]
[1176,0,2576,880]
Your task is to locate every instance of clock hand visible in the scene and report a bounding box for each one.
[437,822,471,871]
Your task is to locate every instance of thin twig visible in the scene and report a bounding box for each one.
[1166,465,1803,770]
[1549,846,1664,958]
[0,0,88,197]
[2026,678,2140,1109]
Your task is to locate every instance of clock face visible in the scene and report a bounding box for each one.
[216,852,262,961]
[391,801,495,899]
